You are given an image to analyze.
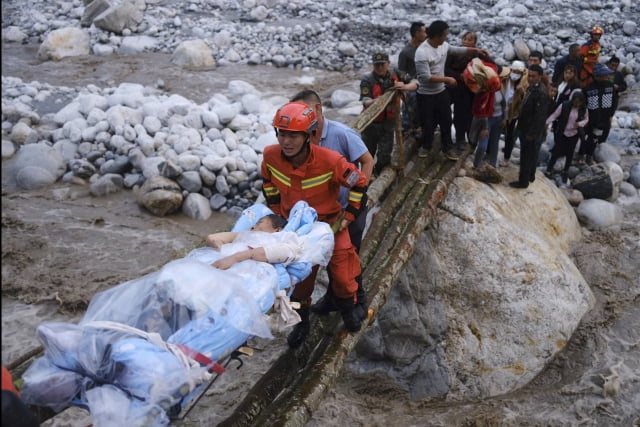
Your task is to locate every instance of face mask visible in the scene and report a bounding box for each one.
[510,72,522,81]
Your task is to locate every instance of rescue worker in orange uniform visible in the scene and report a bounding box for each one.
[262,102,368,347]
[2,366,39,427]
[579,25,604,87]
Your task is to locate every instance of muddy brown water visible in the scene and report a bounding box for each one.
[2,43,639,426]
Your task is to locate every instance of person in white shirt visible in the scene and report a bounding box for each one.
[414,20,488,160]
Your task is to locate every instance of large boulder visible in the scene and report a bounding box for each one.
[356,177,594,400]
[572,163,619,200]
[330,89,359,109]
[12,143,67,189]
[170,40,216,69]
[575,199,623,230]
[89,173,124,197]
[93,0,143,34]
[136,175,183,216]
[181,193,212,220]
[513,38,530,61]
[629,162,640,188]
[3,26,27,43]
[81,0,112,27]
[37,28,90,61]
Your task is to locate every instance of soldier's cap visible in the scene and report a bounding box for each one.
[372,52,389,64]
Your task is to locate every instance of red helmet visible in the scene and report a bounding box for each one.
[273,102,318,134]
[590,26,604,35]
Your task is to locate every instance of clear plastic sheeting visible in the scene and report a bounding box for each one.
[20,201,334,425]
[83,256,277,340]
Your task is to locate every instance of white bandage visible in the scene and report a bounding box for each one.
[263,242,301,265]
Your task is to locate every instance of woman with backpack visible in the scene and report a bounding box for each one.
[545,90,589,183]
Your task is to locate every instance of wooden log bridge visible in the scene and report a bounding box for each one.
[220,89,471,426]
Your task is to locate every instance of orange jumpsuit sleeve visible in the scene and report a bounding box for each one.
[334,155,368,222]
[260,151,282,216]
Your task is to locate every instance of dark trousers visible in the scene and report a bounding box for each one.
[417,90,453,153]
[518,135,543,185]
[348,205,367,253]
[449,86,474,144]
[548,133,579,173]
[504,119,518,160]
[401,91,419,131]
[362,121,395,175]
[579,123,611,157]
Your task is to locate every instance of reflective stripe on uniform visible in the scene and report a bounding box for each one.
[263,186,280,197]
[267,164,291,187]
[348,190,363,203]
[301,171,333,189]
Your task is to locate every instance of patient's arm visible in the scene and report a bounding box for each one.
[206,231,238,249]
[211,240,301,270]
[212,248,267,270]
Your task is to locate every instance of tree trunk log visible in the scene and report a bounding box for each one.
[221,144,471,426]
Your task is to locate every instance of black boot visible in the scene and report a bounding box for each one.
[287,305,310,348]
[355,276,368,321]
[334,297,362,333]
[310,286,338,315]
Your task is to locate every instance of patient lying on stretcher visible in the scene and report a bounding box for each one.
[19,202,335,425]
[206,214,303,270]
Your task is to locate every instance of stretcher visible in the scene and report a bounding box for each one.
[19,201,334,425]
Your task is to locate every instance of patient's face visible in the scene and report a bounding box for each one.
[251,217,278,233]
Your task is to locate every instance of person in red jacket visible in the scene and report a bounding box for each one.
[262,102,368,347]
[579,25,604,87]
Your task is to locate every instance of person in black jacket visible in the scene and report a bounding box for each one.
[545,90,589,183]
[578,63,616,165]
[509,65,551,189]
[606,56,627,111]
[445,31,478,148]
[551,44,582,87]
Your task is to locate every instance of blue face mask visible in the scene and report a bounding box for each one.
[510,72,522,81]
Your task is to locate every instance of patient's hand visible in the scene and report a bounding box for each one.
[212,256,236,270]
[212,250,251,270]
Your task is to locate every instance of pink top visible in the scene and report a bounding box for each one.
[546,104,589,137]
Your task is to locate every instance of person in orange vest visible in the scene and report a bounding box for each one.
[360,52,415,175]
[579,25,604,87]
[2,366,39,427]
[290,89,373,322]
[262,102,369,347]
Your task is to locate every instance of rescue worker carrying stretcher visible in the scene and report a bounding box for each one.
[261,102,369,348]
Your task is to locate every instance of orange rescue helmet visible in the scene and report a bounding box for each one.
[273,102,318,134]
[590,26,604,35]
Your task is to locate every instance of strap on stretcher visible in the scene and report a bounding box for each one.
[175,344,225,375]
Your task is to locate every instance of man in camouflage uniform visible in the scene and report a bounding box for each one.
[360,52,401,176]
